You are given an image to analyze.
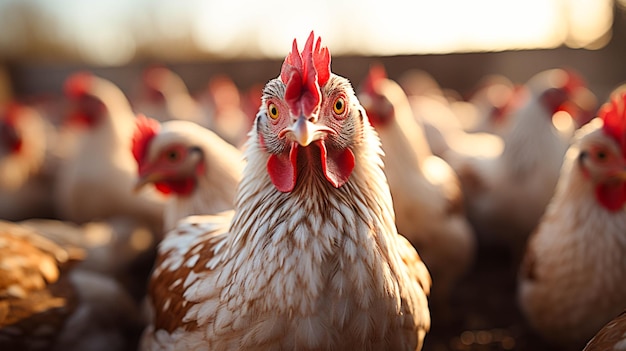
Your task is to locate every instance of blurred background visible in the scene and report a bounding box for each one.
[0,0,625,102]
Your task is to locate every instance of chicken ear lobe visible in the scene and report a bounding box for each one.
[318,140,355,188]
[267,144,299,192]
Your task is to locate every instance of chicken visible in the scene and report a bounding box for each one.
[358,64,475,315]
[55,72,166,232]
[133,66,208,126]
[132,115,244,231]
[18,217,158,302]
[201,74,253,147]
[445,68,586,256]
[0,102,57,220]
[517,92,626,349]
[582,311,626,351]
[141,32,431,351]
[458,74,517,135]
[0,220,143,351]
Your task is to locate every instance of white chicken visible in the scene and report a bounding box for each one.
[518,92,626,349]
[358,64,475,314]
[54,72,166,232]
[133,66,208,126]
[132,115,243,231]
[445,68,586,256]
[201,74,253,147]
[0,102,57,220]
[141,32,431,351]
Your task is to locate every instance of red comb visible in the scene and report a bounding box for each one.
[64,71,93,99]
[362,64,387,95]
[132,114,161,165]
[280,31,330,117]
[599,92,626,158]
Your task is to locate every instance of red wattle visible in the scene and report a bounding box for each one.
[596,182,626,212]
[155,177,196,196]
[267,144,298,192]
[317,140,355,188]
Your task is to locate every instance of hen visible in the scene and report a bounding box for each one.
[141,32,431,351]
[0,102,57,220]
[517,92,626,349]
[132,115,243,231]
[445,68,586,256]
[133,66,208,126]
[0,220,142,351]
[358,64,475,315]
[55,72,166,232]
[201,74,253,147]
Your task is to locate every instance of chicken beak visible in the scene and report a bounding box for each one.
[286,115,333,147]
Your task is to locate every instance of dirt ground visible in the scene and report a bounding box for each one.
[421,246,568,351]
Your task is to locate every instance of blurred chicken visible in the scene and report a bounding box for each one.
[199,74,254,147]
[582,311,626,351]
[518,92,626,349]
[0,220,142,351]
[141,32,431,351]
[445,68,587,256]
[132,115,244,231]
[132,66,208,126]
[358,64,475,315]
[0,102,58,220]
[18,217,157,302]
[457,74,517,135]
[54,72,166,232]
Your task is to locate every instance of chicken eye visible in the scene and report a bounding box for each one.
[268,103,279,120]
[166,149,180,162]
[333,97,346,115]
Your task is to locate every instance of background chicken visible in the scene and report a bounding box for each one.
[199,74,254,147]
[132,66,208,126]
[445,68,588,258]
[358,64,475,317]
[54,72,166,233]
[0,102,57,221]
[132,115,244,231]
[0,220,143,351]
[18,217,157,302]
[141,32,431,351]
[517,92,626,349]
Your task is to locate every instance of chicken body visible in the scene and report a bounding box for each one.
[201,74,253,147]
[518,94,626,348]
[133,116,244,231]
[133,66,208,126]
[0,220,142,351]
[0,103,57,220]
[141,32,431,351]
[358,65,475,312]
[445,69,581,255]
[55,73,166,231]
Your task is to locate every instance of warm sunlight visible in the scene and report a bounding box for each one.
[0,0,615,65]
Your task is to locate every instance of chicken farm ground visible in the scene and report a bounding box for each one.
[423,245,564,351]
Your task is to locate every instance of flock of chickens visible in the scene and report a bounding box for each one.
[1,32,626,351]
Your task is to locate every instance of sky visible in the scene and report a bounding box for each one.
[0,0,615,66]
